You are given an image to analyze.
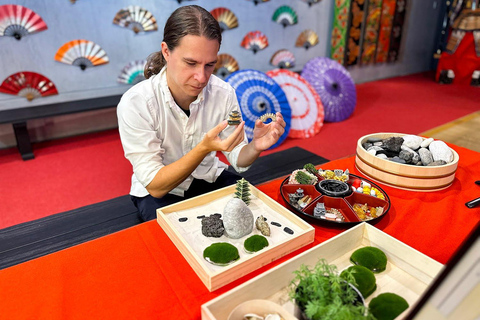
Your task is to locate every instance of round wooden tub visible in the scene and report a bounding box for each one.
[355,133,459,191]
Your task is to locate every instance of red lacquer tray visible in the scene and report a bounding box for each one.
[280,173,391,225]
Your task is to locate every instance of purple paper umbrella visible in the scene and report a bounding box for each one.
[301,57,356,122]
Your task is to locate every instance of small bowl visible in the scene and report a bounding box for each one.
[227,299,296,320]
[317,179,352,198]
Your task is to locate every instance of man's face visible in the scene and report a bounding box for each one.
[162,35,219,106]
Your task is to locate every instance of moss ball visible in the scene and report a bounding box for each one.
[369,293,409,320]
[203,242,239,265]
[340,265,377,298]
[244,235,269,253]
[350,246,387,273]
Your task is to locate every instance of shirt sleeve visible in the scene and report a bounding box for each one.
[117,90,164,188]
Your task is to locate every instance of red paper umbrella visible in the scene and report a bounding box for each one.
[0,4,48,40]
[266,69,324,139]
[241,31,268,54]
[0,72,58,101]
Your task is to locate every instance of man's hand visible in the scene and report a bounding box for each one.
[199,120,246,153]
[251,112,286,152]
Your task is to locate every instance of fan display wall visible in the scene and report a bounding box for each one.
[0,0,443,149]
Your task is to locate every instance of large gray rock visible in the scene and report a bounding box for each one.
[223,198,254,239]
[384,137,404,152]
[418,147,434,165]
[429,140,454,163]
[402,135,423,150]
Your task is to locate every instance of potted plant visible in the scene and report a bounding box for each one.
[289,259,374,320]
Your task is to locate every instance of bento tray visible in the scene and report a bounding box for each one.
[280,173,391,225]
[156,183,315,292]
[201,223,443,320]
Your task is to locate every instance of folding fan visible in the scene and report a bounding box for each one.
[270,49,295,69]
[214,54,239,80]
[225,69,291,150]
[55,40,109,70]
[246,0,270,5]
[118,60,147,85]
[301,0,322,6]
[113,6,157,34]
[0,4,48,40]
[241,31,269,54]
[175,0,196,3]
[0,72,58,101]
[210,7,238,32]
[295,30,319,49]
[272,6,298,27]
[266,69,324,139]
[70,0,77,3]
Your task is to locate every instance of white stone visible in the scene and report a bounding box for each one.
[402,135,423,150]
[429,140,454,163]
[376,153,388,159]
[367,149,377,155]
[223,198,254,239]
[421,137,434,148]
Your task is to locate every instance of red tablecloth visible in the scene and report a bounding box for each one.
[1,145,479,320]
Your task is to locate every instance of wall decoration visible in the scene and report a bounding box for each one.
[295,29,319,49]
[266,69,324,139]
[0,71,58,101]
[210,7,238,32]
[225,69,291,149]
[375,0,397,63]
[214,53,239,80]
[117,60,147,85]
[175,0,196,3]
[345,0,366,66]
[388,0,407,62]
[241,31,269,54]
[330,0,351,64]
[270,49,296,69]
[0,4,47,40]
[113,6,158,34]
[55,40,109,70]
[246,0,270,5]
[301,57,356,122]
[272,5,298,28]
[70,0,77,3]
[361,0,383,65]
[300,0,322,7]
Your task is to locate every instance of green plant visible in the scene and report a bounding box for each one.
[234,178,251,205]
[289,259,374,320]
[304,163,318,176]
[295,170,316,185]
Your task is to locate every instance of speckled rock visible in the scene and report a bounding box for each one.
[429,140,454,163]
[402,135,423,150]
[420,137,434,148]
[201,214,224,238]
[223,198,254,239]
[428,160,448,166]
[399,150,414,163]
[384,137,404,153]
[418,148,434,166]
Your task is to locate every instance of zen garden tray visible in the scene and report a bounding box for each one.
[201,223,444,320]
[156,183,315,292]
[280,170,391,225]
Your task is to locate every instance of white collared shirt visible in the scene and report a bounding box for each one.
[117,67,249,197]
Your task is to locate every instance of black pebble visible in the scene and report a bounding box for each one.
[271,221,281,227]
[283,227,294,235]
[197,215,205,219]
[178,217,188,222]
[212,213,222,218]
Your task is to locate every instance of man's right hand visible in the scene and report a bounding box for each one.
[200,120,246,153]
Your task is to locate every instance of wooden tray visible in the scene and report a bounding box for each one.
[156,183,315,292]
[201,223,443,319]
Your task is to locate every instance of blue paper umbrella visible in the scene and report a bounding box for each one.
[301,57,357,122]
[225,69,291,149]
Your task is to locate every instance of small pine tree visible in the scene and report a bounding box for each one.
[234,178,251,205]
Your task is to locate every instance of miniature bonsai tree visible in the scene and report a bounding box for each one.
[234,178,251,205]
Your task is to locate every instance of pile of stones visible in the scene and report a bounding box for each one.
[362,135,454,166]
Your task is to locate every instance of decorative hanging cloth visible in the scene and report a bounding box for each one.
[375,0,397,63]
[345,0,366,66]
[301,57,356,123]
[0,72,58,101]
[266,69,324,139]
[388,0,407,62]
[330,0,351,65]
[361,0,383,65]
[225,69,291,149]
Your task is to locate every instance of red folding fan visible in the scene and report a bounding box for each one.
[0,4,48,40]
[0,72,58,101]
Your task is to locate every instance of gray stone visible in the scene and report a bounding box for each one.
[429,140,454,163]
[418,147,434,166]
[420,137,434,148]
[367,137,383,143]
[428,160,448,166]
[223,198,254,239]
[376,153,388,159]
[412,151,420,163]
[201,214,224,238]
[367,146,384,152]
[401,145,415,153]
[373,141,383,147]
[362,142,373,150]
[384,137,404,152]
[391,156,406,164]
[399,150,414,163]
[402,135,423,150]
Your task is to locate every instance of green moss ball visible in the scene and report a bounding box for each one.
[350,246,387,273]
[340,265,377,298]
[244,235,269,253]
[203,242,239,265]
[369,292,409,320]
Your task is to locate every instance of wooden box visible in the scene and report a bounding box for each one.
[156,183,315,292]
[355,133,459,191]
[201,223,443,320]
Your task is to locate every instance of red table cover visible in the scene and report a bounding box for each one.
[0,145,479,319]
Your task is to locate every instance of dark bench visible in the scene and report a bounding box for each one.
[0,95,122,160]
